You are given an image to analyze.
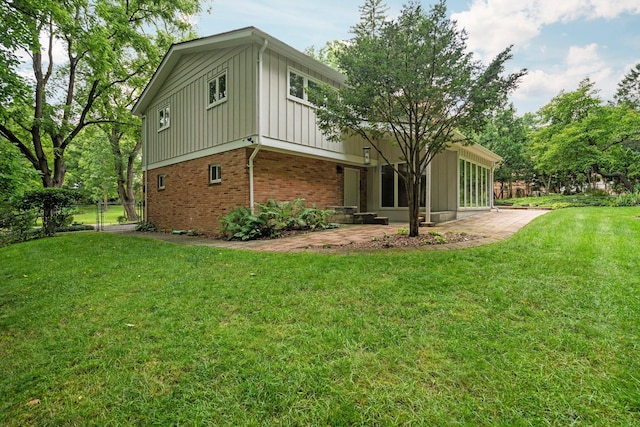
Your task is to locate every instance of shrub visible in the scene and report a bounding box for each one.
[613,192,640,207]
[0,199,40,246]
[19,188,80,236]
[135,221,158,232]
[220,199,336,241]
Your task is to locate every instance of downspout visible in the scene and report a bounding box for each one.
[142,115,148,221]
[249,38,268,214]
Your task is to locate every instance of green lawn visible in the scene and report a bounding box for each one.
[1,208,639,425]
[72,204,133,226]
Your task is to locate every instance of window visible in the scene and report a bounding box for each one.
[459,159,490,208]
[209,164,221,184]
[288,69,322,105]
[208,71,227,107]
[157,174,165,190]
[381,163,426,208]
[158,105,170,131]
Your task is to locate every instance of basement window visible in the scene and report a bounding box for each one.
[209,164,221,184]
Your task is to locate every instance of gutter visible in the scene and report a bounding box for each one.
[249,38,268,214]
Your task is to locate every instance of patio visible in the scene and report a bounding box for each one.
[112,208,549,252]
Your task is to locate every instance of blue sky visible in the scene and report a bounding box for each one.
[194,0,640,115]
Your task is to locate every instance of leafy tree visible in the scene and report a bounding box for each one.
[352,0,389,37]
[474,105,536,198]
[304,41,346,71]
[615,63,640,110]
[315,1,526,236]
[529,79,640,192]
[0,0,203,189]
[19,188,81,236]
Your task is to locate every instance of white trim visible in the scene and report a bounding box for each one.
[206,70,228,109]
[144,138,252,170]
[158,105,170,132]
[208,164,222,184]
[259,136,374,166]
[287,66,322,107]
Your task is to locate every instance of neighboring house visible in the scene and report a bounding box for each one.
[132,27,501,234]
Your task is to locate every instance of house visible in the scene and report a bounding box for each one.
[132,27,501,234]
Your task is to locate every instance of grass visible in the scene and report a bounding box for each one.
[72,204,132,226]
[1,207,639,425]
[500,193,621,208]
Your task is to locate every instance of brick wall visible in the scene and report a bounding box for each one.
[253,151,368,211]
[145,148,368,233]
[146,149,249,233]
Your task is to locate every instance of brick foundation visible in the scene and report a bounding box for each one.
[146,148,367,234]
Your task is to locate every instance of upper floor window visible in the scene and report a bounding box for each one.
[288,68,323,106]
[158,105,170,131]
[208,71,227,107]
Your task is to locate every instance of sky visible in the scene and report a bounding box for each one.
[193,0,640,115]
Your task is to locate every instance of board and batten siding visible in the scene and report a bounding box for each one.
[261,50,365,158]
[144,45,257,166]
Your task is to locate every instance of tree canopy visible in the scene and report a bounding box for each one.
[0,0,203,189]
[315,0,526,236]
[529,79,640,192]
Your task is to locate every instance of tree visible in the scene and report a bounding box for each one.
[474,106,536,198]
[529,79,640,192]
[304,40,347,71]
[315,1,526,236]
[615,63,640,110]
[0,0,203,189]
[352,0,389,38]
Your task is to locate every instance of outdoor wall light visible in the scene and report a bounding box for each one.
[363,146,371,165]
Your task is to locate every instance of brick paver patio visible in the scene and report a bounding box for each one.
[112,208,549,253]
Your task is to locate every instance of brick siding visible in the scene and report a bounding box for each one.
[146,148,368,234]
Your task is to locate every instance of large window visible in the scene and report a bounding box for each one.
[288,68,322,105]
[381,163,426,208]
[158,105,170,131]
[459,159,491,208]
[208,71,227,107]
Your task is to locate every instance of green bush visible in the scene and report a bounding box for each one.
[613,192,640,207]
[135,221,158,232]
[19,188,80,236]
[221,199,336,241]
[0,199,40,246]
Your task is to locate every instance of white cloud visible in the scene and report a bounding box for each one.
[452,0,640,58]
[512,43,615,111]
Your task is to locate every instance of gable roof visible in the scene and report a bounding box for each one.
[132,26,346,116]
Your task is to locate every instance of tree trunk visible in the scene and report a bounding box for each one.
[406,172,421,237]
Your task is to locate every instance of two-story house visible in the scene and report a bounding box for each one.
[132,27,501,234]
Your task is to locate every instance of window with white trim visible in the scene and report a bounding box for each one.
[158,105,170,131]
[381,163,426,208]
[157,174,165,190]
[209,164,221,184]
[208,71,227,107]
[288,68,322,105]
[459,159,490,208]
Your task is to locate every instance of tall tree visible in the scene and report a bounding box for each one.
[529,79,640,192]
[615,63,640,110]
[352,0,389,37]
[0,0,203,189]
[474,106,536,198]
[315,1,526,236]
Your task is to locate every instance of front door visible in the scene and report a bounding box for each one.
[344,168,360,208]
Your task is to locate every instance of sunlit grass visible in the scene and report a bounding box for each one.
[1,207,639,425]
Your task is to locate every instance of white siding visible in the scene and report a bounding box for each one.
[144,45,257,165]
